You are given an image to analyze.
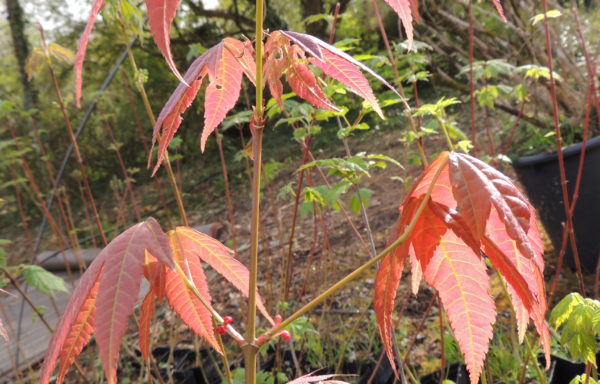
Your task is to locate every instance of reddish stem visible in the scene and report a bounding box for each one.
[500,100,525,154]
[78,180,98,248]
[468,0,477,152]
[6,124,74,283]
[282,137,312,302]
[9,169,34,251]
[119,70,173,227]
[540,0,585,296]
[39,27,108,246]
[215,129,238,252]
[104,115,142,222]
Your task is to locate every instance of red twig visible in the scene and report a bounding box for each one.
[468,0,477,152]
[215,129,238,252]
[540,0,585,296]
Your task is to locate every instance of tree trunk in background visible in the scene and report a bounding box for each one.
[5,0,38,110]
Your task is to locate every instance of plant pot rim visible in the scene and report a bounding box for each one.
[513,135,600,167]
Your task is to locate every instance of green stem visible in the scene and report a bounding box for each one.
[259,153,449,342]
[244,1,265,383]
[438,118,455,151]
[525,336,547,384]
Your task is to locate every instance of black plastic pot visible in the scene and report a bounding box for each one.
[419,363,469,384]
[540,353,596,384]
[513,135,600,273]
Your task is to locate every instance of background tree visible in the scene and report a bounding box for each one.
[4,0,38,109]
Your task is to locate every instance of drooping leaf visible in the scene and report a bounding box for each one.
[165,231,221,352]
[403,151,453,208]
[491,0,507,22]
[421,227,496,384]
[310,50,382,117]
[95,220,172,384]
[0,318,6,343]
[144,251,167,301]
[41,218,173,384]
[138,290,155,361]
[264,33,288,108]
[23,265,68,297]
[374,197,420,377]
[376,151,548,384]
[145,0,185,83]
[382,0,414,49]
[56,280,99,384]
[281,31,399,118]
[448,152,535,260]
[40,259,104,384]
[286,62,337,110]
[483,207,547,348]
[202,38,248,152]
[151,38,254,173]
[150,42,222,173]
[409,0,420,23]
[74,0,105,108]
[170,227,274,325]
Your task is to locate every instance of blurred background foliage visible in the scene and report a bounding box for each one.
[1,0,599,233]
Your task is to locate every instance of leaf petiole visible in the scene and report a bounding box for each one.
[258,152,450,344]
[173,262,245,344]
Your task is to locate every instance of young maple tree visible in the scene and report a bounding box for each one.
[40,0,551,384]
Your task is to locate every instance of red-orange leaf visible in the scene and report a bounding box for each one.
[484,207,550,359]
[281,31,399,118]
[74,0,105,108]
[165,231,221,352]
[145,0,185,83]
[404,151,453,208]
[448,152,536,260]
[286,62,337,110]
[41,218,173,384]
[382,0,414,48]
[171,227,274,325]
[202,38,247,152]
[376,151,548,384]
[422,227,496,384]
[56,280,99,384]
[150,42,221,174]
[40,259,104,384]
[95,220,172,384]
[491,0,507,22]
[374,197,420,377]
[0,319,6,344]
[139,290,155,361]
[144,251,167,301]
[264,33,288,108]
[151,38,254,174]
[409,0,420,23]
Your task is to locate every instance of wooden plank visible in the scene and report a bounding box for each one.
[0,274,71,380]
[0,270,150,381]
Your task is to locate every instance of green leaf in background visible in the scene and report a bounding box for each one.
[570,374,598,384]
[530,10,562,25]
[23,265,68,297]
[349,188,374,214]
[550,293,600,366]
[0,239,10,269]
